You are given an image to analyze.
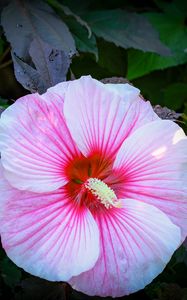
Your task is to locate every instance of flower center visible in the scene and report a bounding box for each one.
[85,178,121,209]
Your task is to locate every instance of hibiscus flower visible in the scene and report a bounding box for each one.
[0,76,186,297]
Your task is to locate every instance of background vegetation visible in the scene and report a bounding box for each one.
[0,0,187,299]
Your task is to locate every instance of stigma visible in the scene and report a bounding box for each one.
[85,178,121,209]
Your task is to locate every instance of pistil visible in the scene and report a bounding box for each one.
[85,178,121,209]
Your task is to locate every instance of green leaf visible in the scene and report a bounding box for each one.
[83,9,171,55]
[47,0,98,58]
[71,38,127,79]
[98,39,127,76]
[71,53,110,79]
[154,0,187,19]
[163,83,187,110]
[47,0,92,38]
[49,0,93,15]
[133,71,169,106]
[127,12,187,80]
[0,257,22,288]
[66,19,98,59]
[0,96,8,109]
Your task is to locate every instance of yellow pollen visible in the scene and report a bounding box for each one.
[85,178,121,209]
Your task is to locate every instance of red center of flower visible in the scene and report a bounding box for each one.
[64,151,121,211]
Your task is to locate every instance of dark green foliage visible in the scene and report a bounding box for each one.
[127,11,187,79]
[82,9,171,55]
[0,0,187,299]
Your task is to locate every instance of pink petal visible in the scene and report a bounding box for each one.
[113,120,187,239]
[44,80,70,100]
[69,199,181,297]
[105,83,140,101]
[102,82,159,128]
[0,166,100,281]
[64,76,158,158]
[0,92,80,192]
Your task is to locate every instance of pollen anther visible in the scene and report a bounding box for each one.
[85,178,121,209]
